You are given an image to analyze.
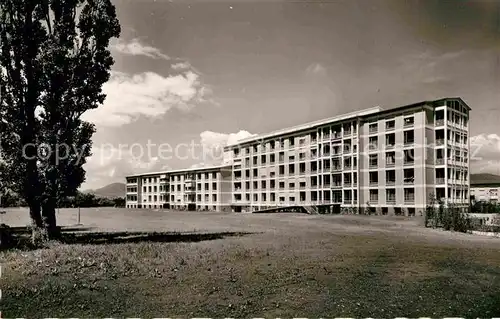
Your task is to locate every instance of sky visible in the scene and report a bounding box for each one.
[81,0,500,190]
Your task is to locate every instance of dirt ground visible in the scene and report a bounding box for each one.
[1,208,500,317]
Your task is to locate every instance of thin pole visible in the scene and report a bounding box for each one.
[77,207,81,225]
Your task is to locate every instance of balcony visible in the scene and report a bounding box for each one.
[331,183,342,189]
[404,140,415,147]
[404,121,414,128]
[435,158,444,165]
[387,198,396,205]
[436,177,445,184]
[331,133,342,140]
[344,199,352,205]
[386,180,396,186]
[404,160,414,166]
[385,124,395,131]
[369,163,378,169]
[369,181,378,187]
[435,119,445,127]
[386,160,395,168]
[344,182,352,187]
[403,177,414,185]
[331,166,342,172]
[385,143,395,150]
[436,139,445,146]
[404,197,415,204]
[344,130,352,137]
[343,147,351,154]
[369,127,378,134]
[369,199,378,204]
[322,134,330,141]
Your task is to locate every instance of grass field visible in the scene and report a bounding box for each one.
[1,208,500,317]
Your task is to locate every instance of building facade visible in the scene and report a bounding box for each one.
[126,165,232,211]
[224,97,470,215]
[126,98,471,216]
[470,184,500,203]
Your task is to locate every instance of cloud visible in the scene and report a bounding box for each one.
[470,133,500,173]
[82,144,167,190]
[401,50,467,85]
[172,62,192,70]
[82,130,256,189]
[305,63,327,76]
[82,69,213,127]
[112,38,170,60]
[200,130,256,148]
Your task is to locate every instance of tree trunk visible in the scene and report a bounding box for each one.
[29,202,43,228]
[42,201,59,239]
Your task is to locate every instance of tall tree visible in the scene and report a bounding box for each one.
[0,0,120,237]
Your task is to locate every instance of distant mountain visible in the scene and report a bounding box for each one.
[85,182,125,199]
[470,173,500,186]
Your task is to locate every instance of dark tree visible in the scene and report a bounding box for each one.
[0,0,120,237]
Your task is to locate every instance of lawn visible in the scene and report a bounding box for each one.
[1,208,500,317]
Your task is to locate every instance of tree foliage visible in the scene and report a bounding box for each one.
[0,0,120,236]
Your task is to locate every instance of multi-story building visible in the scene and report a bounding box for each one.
[470,183,500,203]
[126,165,232,211]
[126,171,170,209]
[126,97,471,216]
[224,97,470,215]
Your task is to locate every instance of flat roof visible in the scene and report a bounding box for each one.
[126,164,232,178]
[226,106,383,148]
[471,183,500,188]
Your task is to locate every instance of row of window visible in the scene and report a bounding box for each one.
[233,122,358,157]
[170,182,218,192]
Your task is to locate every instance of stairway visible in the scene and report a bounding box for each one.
[303,206,318,215]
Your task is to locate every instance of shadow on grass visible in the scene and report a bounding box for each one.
[10,229,255,250]
[59,230,254,245]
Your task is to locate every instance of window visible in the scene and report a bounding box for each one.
[386,152,395,166]
[261,155,267,164]
[369,190,378,202]
[386,170,396,184]
[404,149,414,165]
[385,120,395,130]
[404,116,414,127]
[212,182,217,190]
[369,154,378,168]
[369,171,378,185]
[404,188,415,202]
[404,168,414,184]
[385,133,395,148]
[386,189,396,202]
[369,136,378,151]
[369,123,378,133]
[289,182,295,189]
[404,130,414,145]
